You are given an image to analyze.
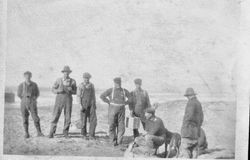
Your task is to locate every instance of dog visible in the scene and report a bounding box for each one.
[166,132,181,158]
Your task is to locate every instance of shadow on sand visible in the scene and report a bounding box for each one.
[199,148,234,159]
[200,148,225,155]
[54,131,134,144]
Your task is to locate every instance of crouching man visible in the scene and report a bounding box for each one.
[77,72,97,140]
[141,108,171,156]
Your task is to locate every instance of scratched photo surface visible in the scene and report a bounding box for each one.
[4,0,239,158]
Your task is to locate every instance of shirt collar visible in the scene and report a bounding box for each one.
[83,82,89,85]
[135,88,142,92]
[63,77,70,81]
[25,81,32,86]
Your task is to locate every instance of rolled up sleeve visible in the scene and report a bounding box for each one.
[100,88,112,104]
[52,79,60,94]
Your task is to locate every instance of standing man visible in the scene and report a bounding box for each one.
[17,71,44,138]
[129,78,151,138]
[77,72,97,140]
[100,77,131,146]
[179,88,204,159]
[48,66,77,138]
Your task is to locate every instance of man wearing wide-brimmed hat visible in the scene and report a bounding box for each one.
[77,72,97,140]
[48,66,77,138]
[179,88,204,159]
[100,77,131,146]
[129,78,151,139]
[17,71,44,138]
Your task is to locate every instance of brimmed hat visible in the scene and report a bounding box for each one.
[24,71,32,76]
[134,78,142,85]
[145,108,155,115]
[184,88,197,97]
[61,65,72,73]
[113,77,121,84]
[83,72,91,79]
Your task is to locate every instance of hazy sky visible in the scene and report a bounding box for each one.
[6,0,239,94]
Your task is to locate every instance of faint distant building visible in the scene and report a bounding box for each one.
[5,92,15,103]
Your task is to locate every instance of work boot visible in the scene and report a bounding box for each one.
[35,122,44,137]
[112,139,118,147]
[48,129,54,138]
[48,133,54,138]
[48,125,56,138]
[89,135,96,140]
[81,128,87,136]
[81,128,87,139]
[24,132,30,139]
[24,124,30,139]
[82,135,88,140]
[63,130,70,139]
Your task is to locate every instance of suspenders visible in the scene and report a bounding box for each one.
[111,87,126,102]
[22,82,26,97]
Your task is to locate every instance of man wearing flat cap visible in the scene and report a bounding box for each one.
[129,78,151,138]
[140,107,171,156]
[179,88,204,158]
[77,72,97,140]
[48,66,77,138]
[100,77,131,146]
[17,71,44,138]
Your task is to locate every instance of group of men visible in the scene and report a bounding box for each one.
[17,65,204,159]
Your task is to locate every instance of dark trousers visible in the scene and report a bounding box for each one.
[108,105,125,144]
[49,94,72,135]
[80,105,97,137]
[21,98,40,132]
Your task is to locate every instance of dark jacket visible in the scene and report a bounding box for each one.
[17,81,39,99]
[77,82,96,109]
[141,116,167,137]
[181,97,204,140]
[129,88,151,117]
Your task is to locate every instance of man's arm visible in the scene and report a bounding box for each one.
[145,91,151,109]
[52,79,61,94]
[184,102,196,122]
[76,84,82,104]
[91,84,96,105]
[100,88,112,104]
[17,83,23,99]
[198,103,204,126]
[124,89,132,105]
[128,91,135,111]
[70,79,77,95]
[34,83,40,99]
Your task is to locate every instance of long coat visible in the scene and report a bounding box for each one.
[181,97,204,140]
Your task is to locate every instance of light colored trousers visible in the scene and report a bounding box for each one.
[178,138,199,159]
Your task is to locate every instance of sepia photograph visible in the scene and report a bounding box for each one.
[0,0,249,159]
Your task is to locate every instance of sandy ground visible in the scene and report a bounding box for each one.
[3,98,236,158]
